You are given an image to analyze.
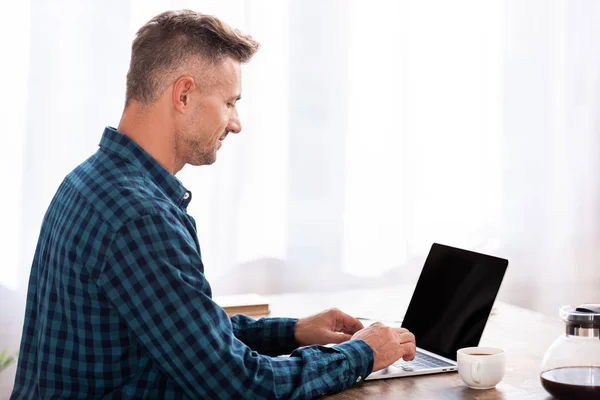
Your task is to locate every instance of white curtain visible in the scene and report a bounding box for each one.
[2,0,600,320]
[500,0,600,314]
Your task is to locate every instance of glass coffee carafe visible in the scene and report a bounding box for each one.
[540,304,600,400]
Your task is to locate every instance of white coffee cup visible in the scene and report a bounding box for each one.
[457,347,506,389]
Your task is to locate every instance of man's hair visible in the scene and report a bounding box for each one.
[125,10,260,106]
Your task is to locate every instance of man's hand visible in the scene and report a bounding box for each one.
[295,308,365,347]
[351,322,416,371]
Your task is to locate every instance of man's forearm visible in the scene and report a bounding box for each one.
[230,314,299,356]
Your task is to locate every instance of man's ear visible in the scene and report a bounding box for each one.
[172,76,195,112]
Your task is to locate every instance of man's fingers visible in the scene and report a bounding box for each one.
[401,342,417,361]
[397,331,416,345]
[334,311,364,334]
[394,330,416,361]
[341,320,364,335]
[326,332,352,344]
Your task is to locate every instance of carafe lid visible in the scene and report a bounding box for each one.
[560,304,600,326]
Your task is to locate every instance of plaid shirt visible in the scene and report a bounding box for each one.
[11,127,373,399]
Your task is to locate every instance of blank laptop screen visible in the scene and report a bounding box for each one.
[401,243,508,361]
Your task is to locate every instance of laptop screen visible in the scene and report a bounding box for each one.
[401,243,508,361]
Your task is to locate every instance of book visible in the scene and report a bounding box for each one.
[213,293,270,317]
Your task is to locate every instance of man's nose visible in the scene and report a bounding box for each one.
[228,112,242,134]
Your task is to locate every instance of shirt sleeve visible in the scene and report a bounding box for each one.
[230,315,299,356]
[97,213,374,399]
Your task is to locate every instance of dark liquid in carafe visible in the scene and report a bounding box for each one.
[540,367,600,400]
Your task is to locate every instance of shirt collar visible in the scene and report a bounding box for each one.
[98,126,192,209]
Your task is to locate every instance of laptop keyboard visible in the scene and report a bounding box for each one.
[392,351,455,371]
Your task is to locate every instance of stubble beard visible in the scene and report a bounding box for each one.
[177,127,217,167]
[188,137,217,166]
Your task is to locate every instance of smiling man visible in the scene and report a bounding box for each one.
[11,10,415,399]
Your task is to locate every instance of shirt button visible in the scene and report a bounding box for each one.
[355,376,362,383]
[183,192,190,200]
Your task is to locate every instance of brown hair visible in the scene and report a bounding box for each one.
[125,9,260,106]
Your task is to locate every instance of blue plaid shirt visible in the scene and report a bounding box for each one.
[11,127,373,399]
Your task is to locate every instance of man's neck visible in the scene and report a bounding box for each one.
[117,102,181,175]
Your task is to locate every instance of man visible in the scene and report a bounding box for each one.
[12,10,416,399]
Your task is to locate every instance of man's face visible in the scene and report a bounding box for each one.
[177,56,242,166]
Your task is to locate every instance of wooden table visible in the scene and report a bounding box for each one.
[266,286,561,399]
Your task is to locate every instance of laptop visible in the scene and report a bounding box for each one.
[366,243,508,380]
